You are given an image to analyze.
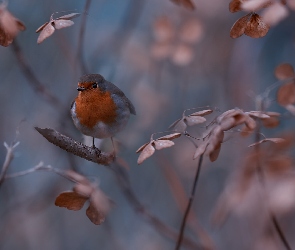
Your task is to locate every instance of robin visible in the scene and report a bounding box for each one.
[71,74,136,150]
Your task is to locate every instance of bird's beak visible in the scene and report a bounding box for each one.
[77,87,85,91]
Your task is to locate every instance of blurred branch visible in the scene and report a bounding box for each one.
[255,101,292,250]
[113,161,203,250]
[175,154,204,250]
[157,155,215,250]
[4,162,76,183]
[0,142,20,188]
[11,40,63,109]
[77,0,92,74]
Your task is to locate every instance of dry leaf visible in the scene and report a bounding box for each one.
[55,191,88,211]
[230,14,251,38]
[169,118,187,132]
[274,63,294,80]
[186,116,206,126]
[246,111,270,119]
[137,143,155,164]
[36,12,80,44]
[189,109,213,116]
[248,138,285,147]
[261,2,288,26]
[193,141,209,159]
[171,44,194,66]
[170,0,196,10]
[0,4,26,47]
[154,140,175,150]
[136,142,150,153]
[229,0,243,13]
[157,133,182,140]
[244,14,269,38]
[277,82,295,106]
[153,17,174,42]
[86,203,105,225]
[180,19,203,44]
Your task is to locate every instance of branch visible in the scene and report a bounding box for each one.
[175,154,204,250]
[112,161,202,250]
[11,40,62,109]
[77,0,91,74]
[0,142,20,188]
[35,127,115,166]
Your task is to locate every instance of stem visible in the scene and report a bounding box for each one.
[255,101,291,250]
[0,145,15,188]
[175,154,204,250]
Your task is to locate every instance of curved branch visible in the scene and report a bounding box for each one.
[35,127,115,166]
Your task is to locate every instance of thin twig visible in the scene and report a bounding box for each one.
[175,154,204,250]
[112,160,202,250]
[0,142,19,188]
[254,101,292,250]
[11,40,62,109]
[4,162,77,183]
[77,0,91,74]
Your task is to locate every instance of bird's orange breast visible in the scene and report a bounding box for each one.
[75,89,117,128]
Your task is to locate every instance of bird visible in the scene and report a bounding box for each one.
[71,74,136,151]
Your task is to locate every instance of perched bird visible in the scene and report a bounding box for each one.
[71,74,136,149]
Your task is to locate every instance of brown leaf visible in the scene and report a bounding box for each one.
[180,19,203,44]
[170,0,196,10]
[209,144,221,162]
[248,138,286,147]
[0,4,26,47]
[55,191,88,211]
[277,82,295,106]
[169,118,187,132]
[230,14,249,38]
[154,140,175,150]
[229,0,242,12]
[185,115,206,126]
[137,143,155,164]
[86,203,105,225]
[36,12,80,44]
[244,14,269,38]
[171,44,194,66]
[189,109,213,116]
[153,17,174,42]
[262,116,279,128]
[246,111,270,119]
[274,63,294,80]
[193,141,209,159]
[157,133,182,140]
[136,142,149,153]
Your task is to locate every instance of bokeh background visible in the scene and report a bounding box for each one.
[1,0,295,249]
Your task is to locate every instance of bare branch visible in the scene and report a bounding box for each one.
[35,127,115,166]
[0,142,20,187]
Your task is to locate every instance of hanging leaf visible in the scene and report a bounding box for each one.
[55,191,88,211]
[244,13,269,38]
[36,12,80,44]
[277,82,295,106]
[274,63,294,80]
[0,4,26,47]
[154,140,175,150]
[230,14,250,39]
[137,143,155,164]
[229,0,243,13]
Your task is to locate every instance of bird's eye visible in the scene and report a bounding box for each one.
[92,83,98,88]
